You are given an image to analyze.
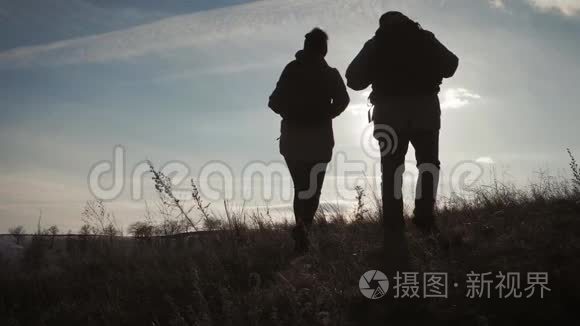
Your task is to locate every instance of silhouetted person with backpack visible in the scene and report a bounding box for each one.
[346,12,458,251]
[269,28,350,253]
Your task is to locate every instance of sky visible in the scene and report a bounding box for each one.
[1,0,579,232]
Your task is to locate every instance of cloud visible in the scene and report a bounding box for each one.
[489,0,506,9]
[489,0,580,16]
[349,87,482,114]
[527,0,580,16]
[476,156,495,164]
[440,88,482,110]
[348,90,373,116]
[0,0,390,69]
[1,0,577,70]
[141,58,284,84]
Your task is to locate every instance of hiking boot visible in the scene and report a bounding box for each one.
[383,229,411,273]
[412,216,439,235]
[291,225,309,254]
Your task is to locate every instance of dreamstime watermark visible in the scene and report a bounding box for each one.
[88,124,487,202]
[361,123,399,159]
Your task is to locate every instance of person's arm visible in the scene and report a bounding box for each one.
[328,68,350,118]
[346,39,375,91]
[426,31,459,78]
[268,63,294,117]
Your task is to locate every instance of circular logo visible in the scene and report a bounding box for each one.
[359,270,389,299]
[360,124,399,159]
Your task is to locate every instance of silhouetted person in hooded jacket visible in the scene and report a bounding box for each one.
[347,12,458,243]
[269,28,350,253]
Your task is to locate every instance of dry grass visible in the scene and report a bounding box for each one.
[1,162,580,325]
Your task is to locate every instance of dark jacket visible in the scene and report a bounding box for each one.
[346,27,458,99]
[269,50,350,162]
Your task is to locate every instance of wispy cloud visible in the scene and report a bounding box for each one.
[476,156,495,164]
[489,0,580,16]
[0,0,390,69]
[348,90,372,116]
[528,0,580,16]
[440,88,482,110]
[142,58,285,85]
[489,0,506,9]
[349,87,482,114]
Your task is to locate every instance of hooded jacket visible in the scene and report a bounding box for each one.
[346,25,458,131]
[346,26,458,99]
[269,50,350,162]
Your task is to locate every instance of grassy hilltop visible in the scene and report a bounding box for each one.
[1,161,580,325]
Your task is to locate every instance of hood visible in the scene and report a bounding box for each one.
[374,21,424,42]
[295,50,328,68]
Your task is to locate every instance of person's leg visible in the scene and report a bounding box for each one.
[298,162,328,228]
[285,159,312,253]
[285,159,307,226]
[380,133,410,232]
[410,130,440,230]
[380,132,411,270]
